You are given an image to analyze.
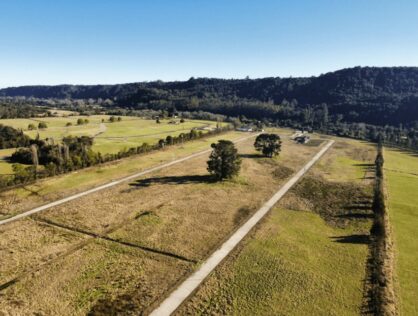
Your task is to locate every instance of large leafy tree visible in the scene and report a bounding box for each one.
[254,133,282,157]
[207,140,241,180]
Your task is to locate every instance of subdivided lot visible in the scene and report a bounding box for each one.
[178,138,374,316]
[385,148,418,315]
[0,131,244,219]
[0,239,192,316]
[0,115,223,158]
[0,129,321,314]
[0,219,86,285]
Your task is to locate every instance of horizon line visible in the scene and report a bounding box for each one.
[1,65,418,90]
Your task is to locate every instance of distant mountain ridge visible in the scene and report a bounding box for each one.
[2,66,418,126]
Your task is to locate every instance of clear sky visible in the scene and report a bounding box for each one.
[1,0,418,87]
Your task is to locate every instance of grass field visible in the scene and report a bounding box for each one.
[178,138,375,315]
[0,131,244,219]
[0,128,325,314]
[0,115,222,156]
[385,148,418,315]
[0,148,16,174]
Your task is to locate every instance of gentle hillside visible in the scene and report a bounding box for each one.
[2,67,418,126]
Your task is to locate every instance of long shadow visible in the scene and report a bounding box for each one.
[129,174,215,187]
[336,213,374,219]
[330,234,370,244]
[384,145,418,159]
[239,153,263,159]
[353,163,374,167]
[342,205,372,211]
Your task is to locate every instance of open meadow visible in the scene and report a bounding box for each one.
[0,115,222,158]
[178,137,376,315]
[385,148,418,315]
[0,128,325,315]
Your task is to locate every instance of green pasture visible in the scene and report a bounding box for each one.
[0,116,224,171]
[385,148,418,315]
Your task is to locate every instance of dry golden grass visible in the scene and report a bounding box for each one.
[0,130,322,314]
[0,131,244,218]
[0,219,86,284]
[0,240,192,315]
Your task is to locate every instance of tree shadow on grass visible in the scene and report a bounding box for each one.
[330,234,370,244]
[353,163,375,167]
[239,153,264,159]
[384,145,418,159]
[336,213,374,219]
[129,174,216,188]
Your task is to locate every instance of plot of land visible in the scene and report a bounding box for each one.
[0,131,244,219]
[0,115,223,164]
[385,148,418,315]
[0,129,323,315]
[178,138,375,315]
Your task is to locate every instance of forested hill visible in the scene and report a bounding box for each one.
[2,67,418,126]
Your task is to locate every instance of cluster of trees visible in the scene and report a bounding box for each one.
[207,133,281,180]
[108,116,122,122]
[77,118,89,125]
[0,125,232,189]
[10,136,99,172]
[0,100,46,118]
[0,125,31,149]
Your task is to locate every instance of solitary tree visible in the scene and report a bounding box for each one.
[28,123,36,130]
[38,122,48,129]
[254,133,282,157]
[207,140,241,180]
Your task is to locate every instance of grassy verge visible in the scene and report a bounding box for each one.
[178,208,370,316]
[385,148,418,315]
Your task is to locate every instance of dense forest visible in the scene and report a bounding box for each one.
[1,67,418,127]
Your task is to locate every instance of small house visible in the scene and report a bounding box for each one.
[236,126,253,132]
[294,135,310,144]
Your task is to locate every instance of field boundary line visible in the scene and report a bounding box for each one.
[0,133,259,226]
[149,140,335,316]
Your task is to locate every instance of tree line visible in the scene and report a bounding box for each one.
[2,67,418,127]
[0,126,232,189]
[368,140,396,315]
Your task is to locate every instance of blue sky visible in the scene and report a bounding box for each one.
[1,0,417,87]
